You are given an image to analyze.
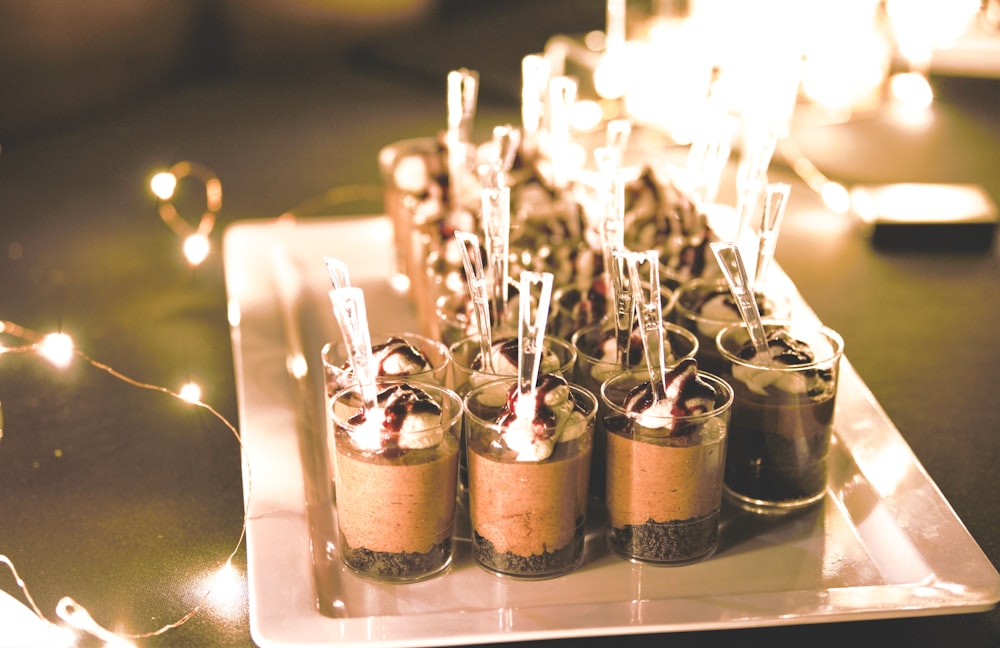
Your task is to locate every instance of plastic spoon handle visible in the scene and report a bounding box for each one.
[626,250,669,397]
[710,241,771,358]
[447,68,479,143]
[735,133,777,237]
[753,182,790,290]
[609,248,635,370]
[605,118,632,153]
[494,124,522,174]
[323,256,351,289]
[686,113,738,205]
[329,286,378,410]
[481,187,511,327]
[455,231,494,373]
[516,271,554,420]
[546,76,577,190]
[521,54,550,138]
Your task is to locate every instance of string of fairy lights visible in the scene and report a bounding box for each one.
[0,160,387,645]
[0,165,245,646]
[0,319,248,646]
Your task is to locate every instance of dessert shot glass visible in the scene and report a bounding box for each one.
[449,334,576,489]
[321,331,452,396]
[715,319,844,513]
[550,280,675,340]
[322,332,453,500]
[600,368,733,565]
[571,321,698,500]
[448,334,577,398]
[464,376,597,579]
[672,276,788,376]
[378,136,452,334]
[329,379,464,583]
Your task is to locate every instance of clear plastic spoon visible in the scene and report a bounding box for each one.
[494,123,521,177]
[521,54,551,144]
[600,169,631,365]
[710,241,771,359]
[323,256,350,289]
[686,113,738,205]
[447,68,479,144]
[625,250,670,398]
[515,271,554,424]
[455,230,494,373]
[546,76,578,190]
[734,132,777,238]
[480,186,511,327]
[329,286,379,411]
[753,182,790,290]
[446,68,480,210]
[609,247,635,370]
[606,118,632,154]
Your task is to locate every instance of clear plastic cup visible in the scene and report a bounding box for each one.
[715,319,844,513]
[329,379,463,582]
[464,377,597,578]
[600,369,733,564]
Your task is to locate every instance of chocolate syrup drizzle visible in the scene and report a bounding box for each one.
[497,373,568,441]
[348,384,441,457]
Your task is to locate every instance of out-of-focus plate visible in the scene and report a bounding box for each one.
[223,215,1000,648]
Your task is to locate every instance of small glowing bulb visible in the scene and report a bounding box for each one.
[821,182,852,215]
[38,333,74,368]
[150,172,178,201]
[288,353,308,380]
[179,382,202,403]
[890,72,934,109]
[183,233,211,266]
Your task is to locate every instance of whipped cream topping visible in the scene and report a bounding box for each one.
[337,336,433,389]
[623,358,717,433]
[594,325,645,366]
[620,166,719,280]
[471,336,560,376]
[346,383,444,454]
[732,328,836,397]
[495,373,586,461]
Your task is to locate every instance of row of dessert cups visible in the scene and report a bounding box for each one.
[320,314,844,583]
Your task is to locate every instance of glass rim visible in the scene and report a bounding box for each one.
[448,333,578,375]
[714,319,845,370]
[322,331,452,374]
[462,376,598,427]
[377,135,442,173]
[570,320,698,363]
[599,369,734,424]
[673,276,786,325]
[330,378,465,431]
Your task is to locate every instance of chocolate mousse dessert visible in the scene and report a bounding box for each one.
[602,359,733,564]
[330,381,462,582]
[465,373,596,578]
[621,166,723,288]
[325,335,437,395]
[717,323,843,510]
[673,277,786,376]
[450,334,573,395]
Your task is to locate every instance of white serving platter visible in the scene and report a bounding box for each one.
[223,215,1000,648]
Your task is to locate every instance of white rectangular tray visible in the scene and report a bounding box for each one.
[223,215,1000,648]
